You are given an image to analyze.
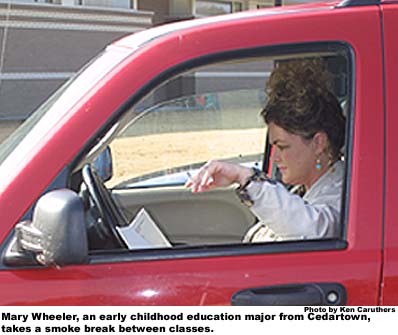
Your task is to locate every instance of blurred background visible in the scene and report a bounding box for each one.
[0,0,314,142]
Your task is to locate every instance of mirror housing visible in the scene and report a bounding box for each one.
[3,189,88,267]
[93,146,113,182]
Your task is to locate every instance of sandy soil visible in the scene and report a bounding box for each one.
[109,128,265,186]
[0,120,266,187]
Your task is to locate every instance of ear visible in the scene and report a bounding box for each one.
[312,132,328,155]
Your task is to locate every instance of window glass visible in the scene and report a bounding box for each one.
[95,48,350,251]
[196,1,233,16]
[109,60,269,189]
[232,2,243,11]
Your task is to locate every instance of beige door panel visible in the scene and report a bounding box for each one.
[112,186,255,245]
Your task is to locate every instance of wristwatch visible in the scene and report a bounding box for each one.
[235,167,270,207]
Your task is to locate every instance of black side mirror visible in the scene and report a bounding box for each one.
[2,189,88,267]
[93,147,113,182]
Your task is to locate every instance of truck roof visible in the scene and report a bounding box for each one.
[113,0,394,52]
[113,1,339,51]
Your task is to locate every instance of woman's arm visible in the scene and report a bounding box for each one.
[244,179,341,239]
[185,160,253,192]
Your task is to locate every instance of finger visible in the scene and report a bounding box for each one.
[197,170,216,192]
[198,178,216,192]
[200,170,211,187]
[191,172,205,192]
[187,161,218,192]
[185,169,202,191]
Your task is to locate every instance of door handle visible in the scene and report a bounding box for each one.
[231,283,346,306]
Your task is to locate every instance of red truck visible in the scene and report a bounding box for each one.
[0,0,397,305]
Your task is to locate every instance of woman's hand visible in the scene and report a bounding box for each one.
[185,160,253,193]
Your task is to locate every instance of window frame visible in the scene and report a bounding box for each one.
[70,41,354,264]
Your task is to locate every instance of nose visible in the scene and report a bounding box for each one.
[271,146,281,163]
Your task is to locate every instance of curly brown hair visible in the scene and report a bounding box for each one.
[261,58,346,160]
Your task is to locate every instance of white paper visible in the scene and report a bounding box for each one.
[116,208,171,249]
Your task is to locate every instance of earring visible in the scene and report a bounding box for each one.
[316,158,322,170]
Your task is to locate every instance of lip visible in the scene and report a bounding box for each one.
[278,166,287,173]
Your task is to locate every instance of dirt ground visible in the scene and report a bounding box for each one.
[109,128,265,186]
[0,120,266,187]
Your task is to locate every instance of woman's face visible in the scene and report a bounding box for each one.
[268,122,323,188]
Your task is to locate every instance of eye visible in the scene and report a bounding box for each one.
[276,145,288,151]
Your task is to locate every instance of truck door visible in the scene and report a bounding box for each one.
[0,3,385,305]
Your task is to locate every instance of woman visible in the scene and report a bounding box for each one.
[186,59,346,242]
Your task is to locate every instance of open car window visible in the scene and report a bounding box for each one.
[87,45,351,252]
[107,61,268,189]
[3,43,352,270]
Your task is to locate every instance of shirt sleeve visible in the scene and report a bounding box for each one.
[245,180,340,239]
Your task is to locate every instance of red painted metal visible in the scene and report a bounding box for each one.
[381,0,398,4]
[379,3,398,305]
[0,3,390,305]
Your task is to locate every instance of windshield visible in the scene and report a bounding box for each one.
[0,46,131,168]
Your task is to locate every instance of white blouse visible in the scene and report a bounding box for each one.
[242,160,344,242]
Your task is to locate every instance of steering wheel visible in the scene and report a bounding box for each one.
[82,164,128,249]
